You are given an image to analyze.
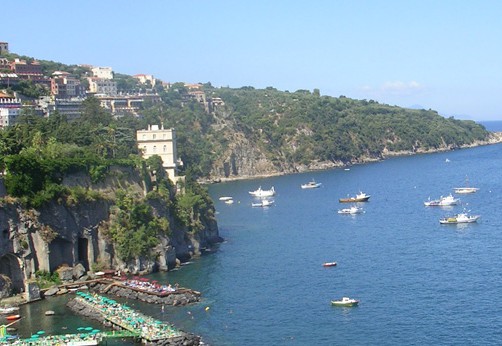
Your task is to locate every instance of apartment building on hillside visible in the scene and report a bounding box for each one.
[88,77,117,96]
[136,124,183,184]
[91,66,113,79]
[51,71,82,98]
[0,91,21,128]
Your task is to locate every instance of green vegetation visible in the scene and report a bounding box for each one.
[34,270,61,288]
[0,55,491,261]
[140,84,489,179]
[173,179,215,234]
[106,190,170,261]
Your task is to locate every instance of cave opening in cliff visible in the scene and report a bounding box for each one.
[77,237,89,271]
[0,253,24,293]
[49,237,73,272]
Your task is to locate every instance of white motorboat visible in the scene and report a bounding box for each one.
[252,199,274,207]
[454,177,479,194]
[453,187,479,194]
[439,212,480,224]
[249,186,276,197]
[224,199,234,204]
[0,306,19,314]
[337,205,364,214]
[424,194,460,206]
[219,196,233,201]
[331,297,359,307]
[301,180,322,189]
[339,192,370,203]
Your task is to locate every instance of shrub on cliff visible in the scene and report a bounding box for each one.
[105,190,170,261]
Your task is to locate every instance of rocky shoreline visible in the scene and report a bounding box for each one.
[91,281,201,306]
[201,132,502,184]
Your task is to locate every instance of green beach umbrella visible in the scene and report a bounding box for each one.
[85,327,93,331]
[37,331,45,335]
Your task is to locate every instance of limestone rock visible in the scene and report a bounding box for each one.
[0,275,12,299]
[73,263,86,279]
[56,267,74,281]
[44,287,59,296]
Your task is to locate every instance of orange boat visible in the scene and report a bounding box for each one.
[6,314,20,320]
[323,262,337,267]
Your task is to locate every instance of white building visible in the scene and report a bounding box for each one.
[91,66,113,79]
[136,124,183,184]
[134,74,156,87]
[0,92,21,128]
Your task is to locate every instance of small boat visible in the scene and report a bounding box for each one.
[337,205,364,214]
[339,192,370,203]
[331,297,359,307]
[224,199,234,204]
[6,314,21,321]
[454,177,479,194]
[424,194,460,206]
[454,187,479,194]
[301,180,322,189]
[439,212,480,224]
[323,262,337,267]
[249,186,276,197]
[0,307,19,314]
[219,196,233,201]
[252,199,274,207]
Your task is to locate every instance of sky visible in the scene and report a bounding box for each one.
[3,0,502,120]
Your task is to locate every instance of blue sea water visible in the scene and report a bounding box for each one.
[481,120,502,132]
[10,142,502,345]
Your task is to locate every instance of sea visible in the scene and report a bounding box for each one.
[8,121,502,345]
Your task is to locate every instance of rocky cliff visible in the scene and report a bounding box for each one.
[206,110,502,182]
[0,166,220,297]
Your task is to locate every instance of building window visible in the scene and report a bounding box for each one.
[153,146,157,153]
[153,134,156,140]
[163,145,167,152]
[142,134,146,139]
[143,146,147,153]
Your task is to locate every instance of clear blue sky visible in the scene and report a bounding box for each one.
[3,1,502,120]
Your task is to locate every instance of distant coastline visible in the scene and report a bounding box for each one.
[201,131,502,184]
[480,120,502,132]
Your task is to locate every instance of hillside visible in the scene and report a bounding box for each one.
[1,54,494,182]
[145,85,492,181]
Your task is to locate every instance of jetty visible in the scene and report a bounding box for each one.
[67,291,201,345]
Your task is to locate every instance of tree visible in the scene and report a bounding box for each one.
[80,96,112,126]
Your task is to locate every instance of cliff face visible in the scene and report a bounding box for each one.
[0,166,220,296]
[206,120,502,182]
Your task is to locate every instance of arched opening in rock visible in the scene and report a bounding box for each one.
[48,238,73,272]
[0,253,24,293]
[77,237,89,271]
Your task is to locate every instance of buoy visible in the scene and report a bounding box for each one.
[205,306,210,311]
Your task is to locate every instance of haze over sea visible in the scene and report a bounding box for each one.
[12,122,502,345]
